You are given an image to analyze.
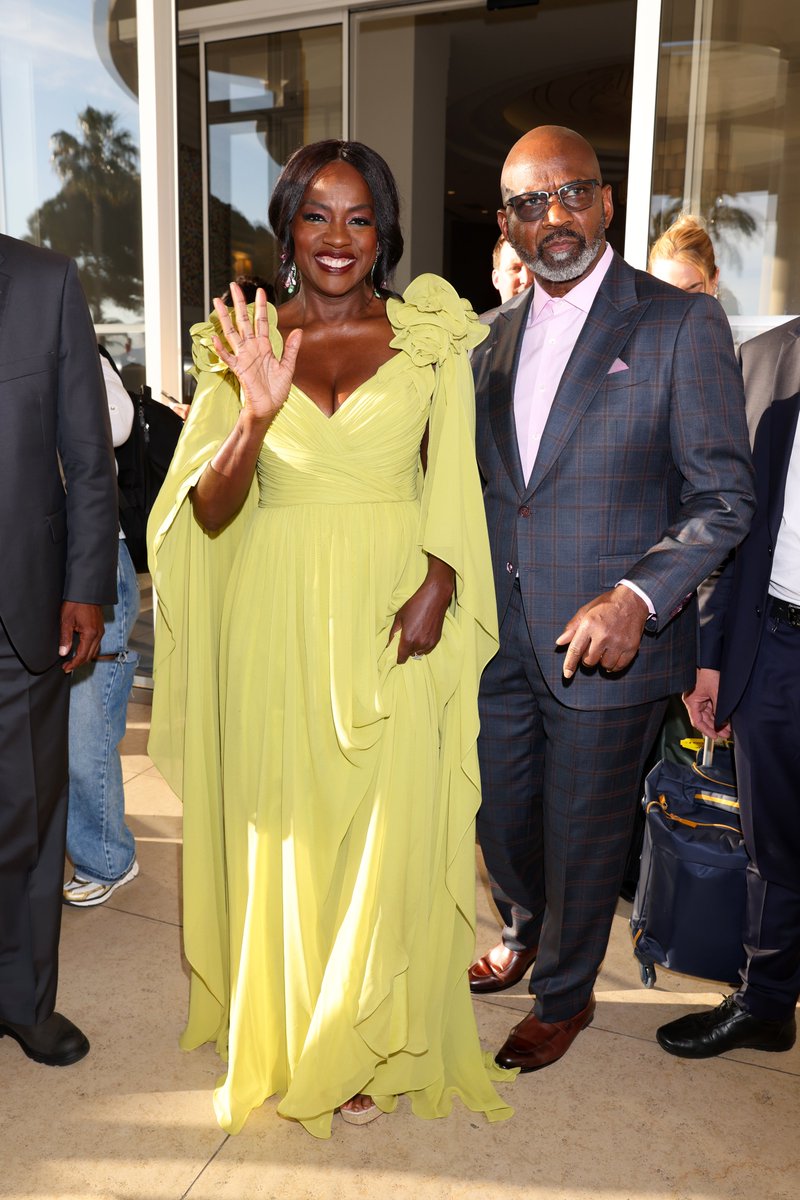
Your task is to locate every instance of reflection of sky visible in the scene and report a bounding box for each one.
[712,192,769,317]
[207,69,281,233]
[209,123,281,232]
[0,0,139,240]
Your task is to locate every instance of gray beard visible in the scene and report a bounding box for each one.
[517,226,605,283]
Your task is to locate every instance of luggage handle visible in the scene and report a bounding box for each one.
[691,736,736,791]
[680,736,731,768]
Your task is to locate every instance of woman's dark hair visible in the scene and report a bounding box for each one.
[268,140,403,299]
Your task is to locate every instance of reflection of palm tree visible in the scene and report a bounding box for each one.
[651,197,757,273]
[27,106,143,322]
[50,106,138,264]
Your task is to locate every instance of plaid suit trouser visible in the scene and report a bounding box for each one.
[477,581,667,1022]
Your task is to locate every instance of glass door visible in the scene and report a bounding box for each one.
[203,22,343,305]
[652,0,800,334]
[351,0,637,311]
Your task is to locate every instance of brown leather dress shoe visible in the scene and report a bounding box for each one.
[468,942,538,994]
[495,994,596,1072]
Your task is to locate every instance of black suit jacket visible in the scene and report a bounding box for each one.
[700,317,800,721]
[0,234,118,672]
[473,250,755,710]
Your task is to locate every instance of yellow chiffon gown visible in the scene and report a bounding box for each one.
[147,274,514,1138]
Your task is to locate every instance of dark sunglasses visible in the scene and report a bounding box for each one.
[504,179,601,223]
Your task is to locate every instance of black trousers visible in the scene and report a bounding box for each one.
[732,607,800,1020]
[0,620,69,1024]
[477,582,666,1022]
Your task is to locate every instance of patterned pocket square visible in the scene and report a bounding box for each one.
[608,358,629,374]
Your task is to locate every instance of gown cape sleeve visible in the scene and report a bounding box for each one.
[147,275,498,1049]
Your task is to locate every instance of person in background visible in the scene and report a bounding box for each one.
[119,334,146,396]
[162,392,192,423]
[492,235,533,304]
[469,125,755,1073]
[657,316,800,1059]
[62,350,140,907]
[220,273,275,307]
[0,233,118,1067]
[648,213,719,297]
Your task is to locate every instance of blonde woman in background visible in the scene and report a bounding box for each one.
[648,213,720,297]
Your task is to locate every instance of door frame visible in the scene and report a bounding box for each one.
[626,0,663,268]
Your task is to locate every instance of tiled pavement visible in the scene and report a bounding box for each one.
[2,696,798,1200]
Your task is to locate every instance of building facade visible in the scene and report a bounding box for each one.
[1,0,797,399]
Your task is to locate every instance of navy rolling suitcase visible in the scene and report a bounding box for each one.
[630,738,748,988]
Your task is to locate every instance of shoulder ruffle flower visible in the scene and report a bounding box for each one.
[189,314,226,379]
[388,273,488,367]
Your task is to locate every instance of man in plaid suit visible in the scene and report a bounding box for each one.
[470,126,755,1070]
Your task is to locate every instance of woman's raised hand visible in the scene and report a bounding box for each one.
[212,281,302,424]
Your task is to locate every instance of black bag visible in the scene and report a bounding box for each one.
[630,737,748,988]
[116,385,183,573]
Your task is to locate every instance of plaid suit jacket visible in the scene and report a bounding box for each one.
[473,250,756,711]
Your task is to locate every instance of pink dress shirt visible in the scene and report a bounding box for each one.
[513,243,613,482]
[512,244,653,615]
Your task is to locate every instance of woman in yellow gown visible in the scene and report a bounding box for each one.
[148,140,514,1138]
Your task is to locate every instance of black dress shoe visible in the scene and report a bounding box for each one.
[657,994,796,1059]
[0,1011,90,1066]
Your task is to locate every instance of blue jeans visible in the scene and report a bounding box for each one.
[66,538,139,884]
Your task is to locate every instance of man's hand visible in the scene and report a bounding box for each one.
[682,667,729,738]
[59,602,104,673]
[555,585,648,679]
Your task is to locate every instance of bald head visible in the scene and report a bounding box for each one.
[497,126,612,294]
[501,126,601,203]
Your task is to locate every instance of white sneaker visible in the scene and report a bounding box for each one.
[63,860,140,907]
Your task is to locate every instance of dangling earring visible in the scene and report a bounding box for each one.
[371,249,381,298]
[281,250,298,295]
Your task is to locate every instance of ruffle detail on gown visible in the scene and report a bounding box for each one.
[387,273,488,367]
